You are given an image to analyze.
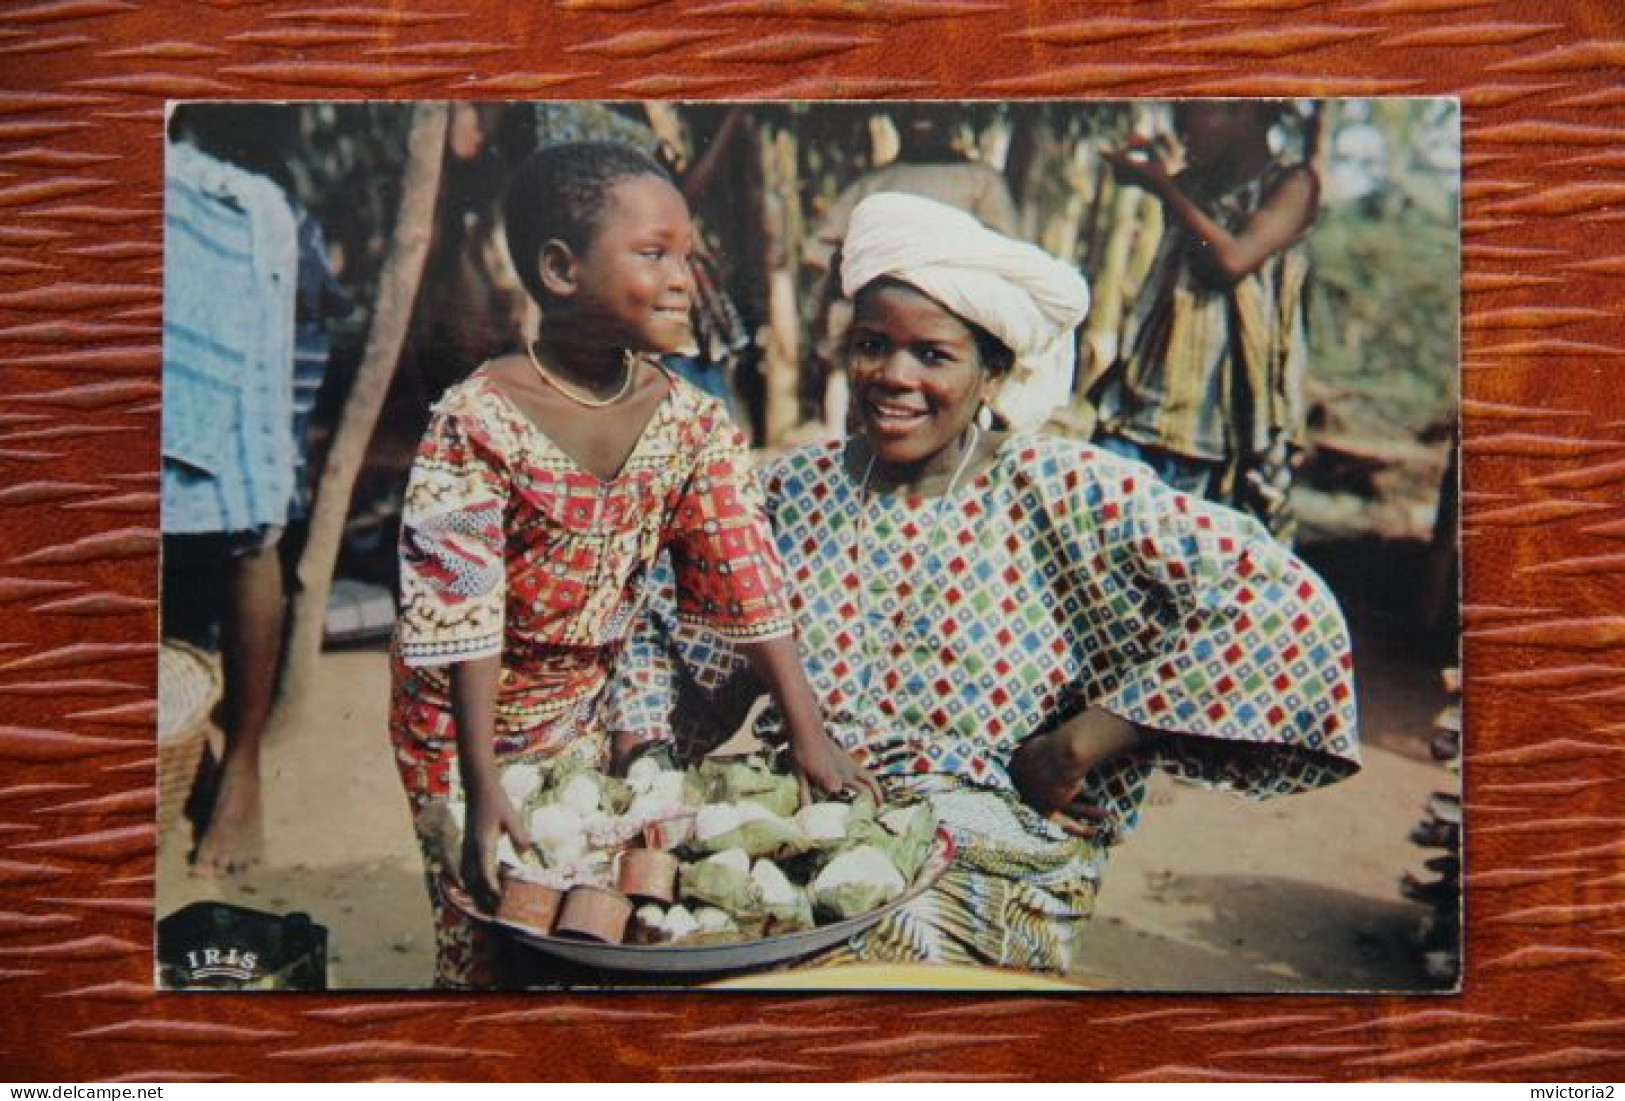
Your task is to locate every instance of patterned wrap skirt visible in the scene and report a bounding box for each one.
[813,776,1106,974]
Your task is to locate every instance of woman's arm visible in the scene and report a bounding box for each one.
[738,634,883,803]
[1103,149,1318,286]
[1008,706,1143,837]
[450,656,532,912]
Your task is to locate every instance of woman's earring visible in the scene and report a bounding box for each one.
[976,402,994,431]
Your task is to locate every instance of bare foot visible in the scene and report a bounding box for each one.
[190,750,263,876]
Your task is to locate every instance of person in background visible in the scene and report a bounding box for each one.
[1090,101,1319,539]
[162,105,301,875]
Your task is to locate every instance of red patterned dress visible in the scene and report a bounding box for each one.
[390,362,790,987]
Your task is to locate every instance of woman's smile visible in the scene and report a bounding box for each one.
[847,280,987,478]
[864,393,932,432]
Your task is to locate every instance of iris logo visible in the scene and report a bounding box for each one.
[181,945,259,982]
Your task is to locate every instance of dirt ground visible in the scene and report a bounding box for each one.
[156,622,1453,992]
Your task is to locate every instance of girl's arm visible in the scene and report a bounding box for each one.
[1102,149,1318,286]
[450,656,533,912]
[738,634,883,804]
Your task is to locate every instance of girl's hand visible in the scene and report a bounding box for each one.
[790,732,885,805]
[460,782,534,914]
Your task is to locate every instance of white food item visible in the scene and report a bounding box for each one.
[810,845,906,898]
[500,762,545,808]
[634,903,665,928]
[552,849,613,889]
[694,803,743,842]
[650,770,688,805]
[626,756,663,793]
[704,847,751,875]
[750,859,799,908]
[508,863,568,888]
[879,804,929,836]
[628,790,682,826]
[795,802,850,841]
[733,801,774,826]
[693,906,736,934]
[527,804,587,865]
[558,774,602,816]
[659,904,699,940]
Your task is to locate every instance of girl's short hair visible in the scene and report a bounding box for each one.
[504,141,673,304]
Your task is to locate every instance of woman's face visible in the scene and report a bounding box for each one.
[847,281,990,474]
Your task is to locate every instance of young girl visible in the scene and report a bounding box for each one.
[389,141,875,989]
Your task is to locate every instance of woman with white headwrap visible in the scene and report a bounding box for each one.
[607,193,1359,973]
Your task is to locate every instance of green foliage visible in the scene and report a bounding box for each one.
[1309,201,1458,438]
[1308,100,1459,441]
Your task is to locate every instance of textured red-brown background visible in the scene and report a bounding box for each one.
[3,0,1623,1082]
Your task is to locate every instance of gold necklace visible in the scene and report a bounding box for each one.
[526,342,637,408]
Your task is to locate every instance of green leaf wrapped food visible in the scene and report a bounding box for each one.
[752,858,815,933]
[795,791,879,852]
[874,801,937,882]
[695,757,800,818]
[677,848,764,921]
[693,801,811,861]
[809,844,907,922]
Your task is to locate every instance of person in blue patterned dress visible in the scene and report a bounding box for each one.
[606,193,1360,973]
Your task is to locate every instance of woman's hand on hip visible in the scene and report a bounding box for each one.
[1009,707,1142,839]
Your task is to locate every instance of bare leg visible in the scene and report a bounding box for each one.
[191,544,283,875]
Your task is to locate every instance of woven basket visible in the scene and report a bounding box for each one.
[158,640,222,837]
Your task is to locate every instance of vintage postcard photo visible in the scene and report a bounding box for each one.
[154,99,1460,993]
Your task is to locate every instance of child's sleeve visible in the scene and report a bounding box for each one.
[664,411,793,643]
[395,403,509,667]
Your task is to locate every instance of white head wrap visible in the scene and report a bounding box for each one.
[839,192,1090,434]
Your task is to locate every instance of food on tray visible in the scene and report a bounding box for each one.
[484,753,941,949]
[659,903,699,941]
[678,847,764,922]
[795,800,851,842]
[553,884,632,944]
[692,800,810,860]
[694,757,799,818]
[693,906,737,935]
[616,847,679,904]
[752,857,814,933]
[495,869,564,932]
[809,845,908,921]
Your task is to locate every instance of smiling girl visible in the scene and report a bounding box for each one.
[388,142,873,988]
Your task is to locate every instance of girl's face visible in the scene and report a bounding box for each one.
[847,281,991,475]
[567,174,695,355]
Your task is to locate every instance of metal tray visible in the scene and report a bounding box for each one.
[446,832,953,976]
